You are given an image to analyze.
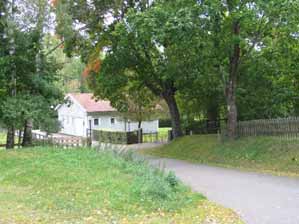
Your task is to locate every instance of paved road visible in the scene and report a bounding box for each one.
[150,158,299,224]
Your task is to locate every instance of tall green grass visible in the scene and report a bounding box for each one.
[0,147,208,223]
[0,132,6,145]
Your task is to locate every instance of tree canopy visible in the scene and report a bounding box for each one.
[2,0,299,144]
[0,0,64,148]
[54,0,299,139]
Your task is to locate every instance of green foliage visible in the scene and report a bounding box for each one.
[93,130,138,144]
[165,171,179,188]
[56,0,299,126]
[235,3,299,120]
[44,36,88,93]
[0,30,63,133]
[173,0,299,132]
[0,93,60,132]
[54,0,299,139]
[0,6,64,138]
[92,77,162,124]
[0,132,6,145]
[202,0,299,121]
[159,119,172,128]
[107,1,202,94]
[55,0,151,58]
[90,0,206,137]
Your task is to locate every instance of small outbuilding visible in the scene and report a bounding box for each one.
[56,93,159,137]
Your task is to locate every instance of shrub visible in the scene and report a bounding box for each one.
[165,171,179,188]
[93,130,138,144]
[111,150,202,211]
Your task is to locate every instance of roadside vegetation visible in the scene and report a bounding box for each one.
[0,131,19,148]
[0,147,243,224]
[0,132,5,145]
[159,128,172,137]
[143,128,171,143]
[142,135,299,177]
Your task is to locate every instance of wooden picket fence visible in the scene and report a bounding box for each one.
[32,133,89,148]
[1,131,89,148]
[235,117,299,138]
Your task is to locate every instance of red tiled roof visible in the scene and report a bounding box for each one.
[69,93,117,113]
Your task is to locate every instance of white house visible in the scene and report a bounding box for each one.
[56,93,159,137]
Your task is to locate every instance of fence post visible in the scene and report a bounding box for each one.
[87,129,92,147]
[137,129,143,144]
[168,130,173,142]
[124,132,127,145]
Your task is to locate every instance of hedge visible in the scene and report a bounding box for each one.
[92,130,139,144]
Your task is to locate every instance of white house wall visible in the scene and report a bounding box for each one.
[88,115,126,132]
[126,120,159,133]
[57,98,159,137]
[90,114,159,134]
[57,100,88,137]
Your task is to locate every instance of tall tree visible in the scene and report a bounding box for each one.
[44,35,88,93]
[55,0,151,59]
[0,0,63,148]
[3,0,17,148]
[90,1,204,138]
[201,0,299,139]
[55,0,299,140]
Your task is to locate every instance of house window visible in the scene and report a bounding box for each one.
[111,118,115,125]
[94,118,99,126]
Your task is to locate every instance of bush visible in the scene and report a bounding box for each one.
[165,171,179,188]
[183,119,223,135]
[112,150,202,211]
[93,130,138,144]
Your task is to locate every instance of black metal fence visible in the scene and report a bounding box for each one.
[91,129,171,145]
[185,119,226,135]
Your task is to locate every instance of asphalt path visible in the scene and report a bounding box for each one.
[150,158,299,224]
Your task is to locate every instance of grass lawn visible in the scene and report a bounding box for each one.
[0,147,243,224]
[159,127,171,136]
[0,132,18,148]
[0,132,6,145]
[142,135,299,177]
[143,127,171,143]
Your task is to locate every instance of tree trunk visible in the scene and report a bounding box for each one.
[138,120,142,129]
[5,0,16,149]
[163,91,183,138]
[226,83,238,139]
[226,20,240,140]
[6,126,15,149]
[22,119,33,147]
